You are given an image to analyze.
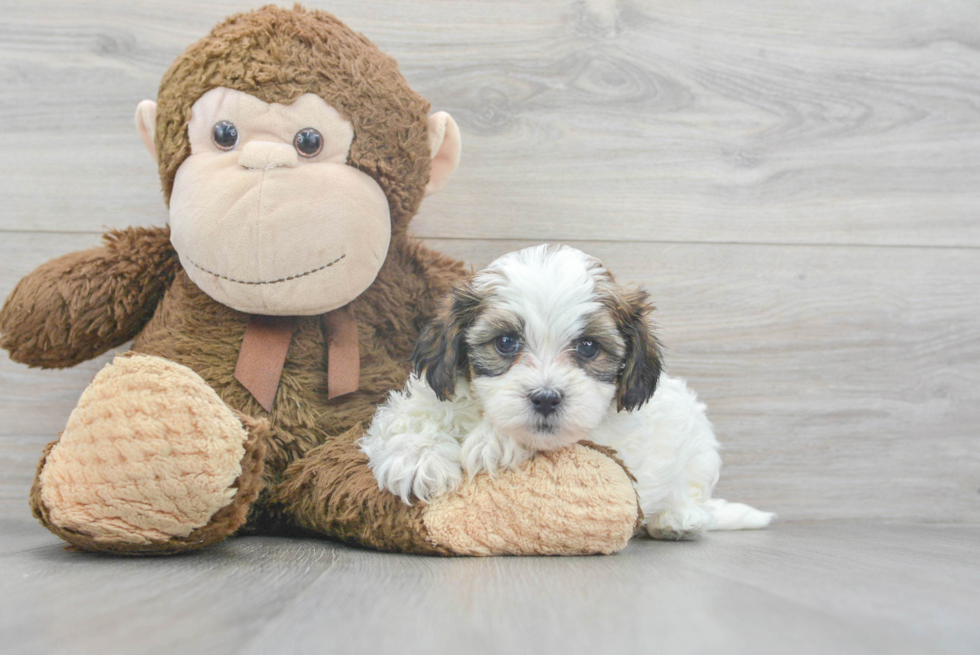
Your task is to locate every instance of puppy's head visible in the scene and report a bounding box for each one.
[413,244,662,451]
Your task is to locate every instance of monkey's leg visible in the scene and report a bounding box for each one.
[270,427,641,556]
[30,353,267,555]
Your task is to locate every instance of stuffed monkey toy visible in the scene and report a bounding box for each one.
[0,5,640,556]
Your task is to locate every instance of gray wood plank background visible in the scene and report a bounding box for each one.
[1,0,978,525]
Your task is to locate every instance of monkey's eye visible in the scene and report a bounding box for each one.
[576,339,599,360]
[494,335,520,356]
[294,128,323,157]
[211,120,239,151]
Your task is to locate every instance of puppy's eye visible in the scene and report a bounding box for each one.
[212,120,239,151]
[576,339,599,359]
[494,335,520,356]
[294,128,323,157]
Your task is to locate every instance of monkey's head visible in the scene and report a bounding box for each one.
[135,5,461,316]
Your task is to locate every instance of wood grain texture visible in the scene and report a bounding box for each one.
[0,521,977,655]
[0,1,978,518]
[0,516,59,556]
[0,436,49,516]
[0,0,979,245]
[2,233,978,523]
[0,3,978,652]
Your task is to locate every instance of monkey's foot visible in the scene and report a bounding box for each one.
[31,353,267,555]
[422,443,640,555]
[273,428,639,556]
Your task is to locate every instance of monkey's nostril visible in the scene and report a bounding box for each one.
[529,389,562,416]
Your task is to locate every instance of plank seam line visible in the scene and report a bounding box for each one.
[415,236,980,251]
[2,229,979,251]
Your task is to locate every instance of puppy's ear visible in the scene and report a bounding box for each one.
[611,287,663,412]
[412,280,482,401]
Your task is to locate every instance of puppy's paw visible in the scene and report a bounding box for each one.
[460,421,530,478]
[361,434,463,505]
[646,504,712,540]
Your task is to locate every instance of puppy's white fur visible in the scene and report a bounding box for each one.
[359,245,773,538]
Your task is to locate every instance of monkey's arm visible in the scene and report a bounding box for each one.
[0,226,179,368]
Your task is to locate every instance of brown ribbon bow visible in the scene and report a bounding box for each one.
[234,305,359,412]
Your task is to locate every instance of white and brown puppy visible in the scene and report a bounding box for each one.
[359,244,772,538]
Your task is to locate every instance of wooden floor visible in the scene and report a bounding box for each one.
[1,518,978,655]
[1,0,978,653]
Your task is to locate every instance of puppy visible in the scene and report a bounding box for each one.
[359,244,772,539]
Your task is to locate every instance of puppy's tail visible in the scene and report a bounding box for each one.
[705,498,774,531]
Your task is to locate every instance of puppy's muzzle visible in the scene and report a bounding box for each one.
[529,389,563,416]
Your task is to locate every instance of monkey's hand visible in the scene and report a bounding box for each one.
[274,427,641,556]
[0,226,179,368]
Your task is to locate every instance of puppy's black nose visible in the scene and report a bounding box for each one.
[529,389,562,416]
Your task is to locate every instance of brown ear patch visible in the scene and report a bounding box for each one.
[602,285,663,412]
[411,278,484,401]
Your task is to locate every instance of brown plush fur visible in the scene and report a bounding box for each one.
[131,234,469,495]
[154,4,430,236]
[10,225,468,552]
[0,227,179,368]
[3,5,639,555]
[266,424,451,555]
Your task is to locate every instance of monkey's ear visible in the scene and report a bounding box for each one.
[614,288,663,412]
[135,100,158,163]
[411,282,481,401]
[424,111,461,197]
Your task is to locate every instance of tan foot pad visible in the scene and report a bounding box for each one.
[422,444,640,556]
[38,354,251,547]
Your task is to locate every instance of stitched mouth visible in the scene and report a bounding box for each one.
[186,254,346,286]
